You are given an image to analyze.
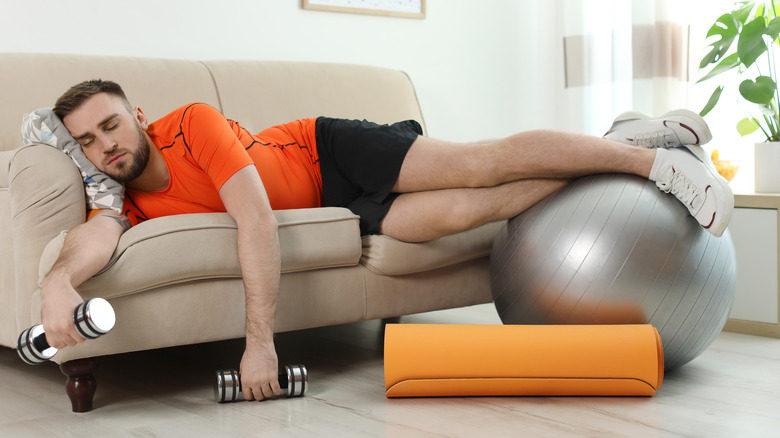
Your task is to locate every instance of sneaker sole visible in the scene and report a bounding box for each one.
[702,178,734,237]
[683,145,733,237]
[613,109,713,146]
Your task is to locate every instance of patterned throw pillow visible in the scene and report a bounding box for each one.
[21,108,124,213]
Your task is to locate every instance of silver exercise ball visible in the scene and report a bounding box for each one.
[490,174,737,370]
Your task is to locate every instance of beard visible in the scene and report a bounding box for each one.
[106,125,151,184]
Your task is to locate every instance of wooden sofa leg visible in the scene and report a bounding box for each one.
[59,358,99,412]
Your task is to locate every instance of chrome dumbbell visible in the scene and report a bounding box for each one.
[214,364,308,402]
[17,298,116,365]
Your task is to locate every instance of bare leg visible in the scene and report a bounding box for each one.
[393,130,656,193]
[380,129,655,242]
[381,178,569,242]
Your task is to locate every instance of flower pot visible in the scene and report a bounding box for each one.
[754,141,780,193]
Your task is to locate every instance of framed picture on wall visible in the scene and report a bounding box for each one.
[302,0,425,19]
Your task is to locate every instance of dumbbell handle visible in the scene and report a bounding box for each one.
[17,298,115,365]
[215,364,308,402]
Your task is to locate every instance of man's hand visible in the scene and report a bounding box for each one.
[239,341,283,401]
[40,275,86,349]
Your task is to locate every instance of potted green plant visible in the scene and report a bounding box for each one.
[698,0,780,191]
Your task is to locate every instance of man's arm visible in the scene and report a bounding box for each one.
[218,165,283,401]
[41,210,130,349]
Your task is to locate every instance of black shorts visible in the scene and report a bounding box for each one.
[315,117,423,235]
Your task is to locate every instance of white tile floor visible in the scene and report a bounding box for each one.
[1,303,780,437]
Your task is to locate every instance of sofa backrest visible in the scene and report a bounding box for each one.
[0,53,426,152]
[202,60,427,135]
[0,53,221,152]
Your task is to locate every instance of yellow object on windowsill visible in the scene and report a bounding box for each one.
[711,149,740,182]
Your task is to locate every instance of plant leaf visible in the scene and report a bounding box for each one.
[737,117,761,136]
[701,13,740,68]
[700,86,724,116]
[738,16,768,68]
[767,16,780,40]
[732,1,755,24]
[697,52,740,83]
[739,76,777,104]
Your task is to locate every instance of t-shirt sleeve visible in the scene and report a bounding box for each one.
[181,104,254,191]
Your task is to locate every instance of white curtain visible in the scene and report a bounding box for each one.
[561,0,692,135]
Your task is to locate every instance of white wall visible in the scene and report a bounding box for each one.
[0,0,560,142]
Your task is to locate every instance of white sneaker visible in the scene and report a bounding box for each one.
[604,109,712,148]
[653,147,733,237]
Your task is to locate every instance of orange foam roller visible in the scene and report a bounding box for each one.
[384,324,663,397]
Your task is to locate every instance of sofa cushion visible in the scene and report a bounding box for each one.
[39,208,361,299]
[360,221,503,276]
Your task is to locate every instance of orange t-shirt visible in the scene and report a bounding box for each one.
[122,103,322,226]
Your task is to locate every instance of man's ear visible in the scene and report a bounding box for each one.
[134,106,149,130]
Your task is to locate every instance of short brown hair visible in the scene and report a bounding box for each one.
[53,79,132,120]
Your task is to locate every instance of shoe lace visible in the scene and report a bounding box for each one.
[657,168,702,211]
[634,131,679,148]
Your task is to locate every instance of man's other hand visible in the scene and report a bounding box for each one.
[239,341,283,401]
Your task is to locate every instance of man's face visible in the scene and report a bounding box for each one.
[63,93,151,184]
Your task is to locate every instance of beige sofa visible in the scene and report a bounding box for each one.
[0,53,499,411]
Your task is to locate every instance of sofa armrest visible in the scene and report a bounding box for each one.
[7,144,86,332]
